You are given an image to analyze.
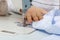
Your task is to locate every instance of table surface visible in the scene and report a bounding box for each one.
[0,12,49,40]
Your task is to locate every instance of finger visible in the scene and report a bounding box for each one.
[26,13,32,23]
[40,8,48,15]
[39,16,43,20]
[34,16,39,21]
[36,10,43,20]
[31,12,38,21]
[37,13,43,20]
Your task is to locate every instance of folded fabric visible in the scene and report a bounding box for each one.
[32,9,60,35]
[41,35,60,40]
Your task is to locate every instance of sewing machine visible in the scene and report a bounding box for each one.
[0,0,50,40]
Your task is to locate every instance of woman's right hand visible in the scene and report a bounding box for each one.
[25,6,47,23]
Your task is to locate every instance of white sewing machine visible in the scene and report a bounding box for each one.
[0,0,49,40]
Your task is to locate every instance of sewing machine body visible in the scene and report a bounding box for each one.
[12,0,32,13]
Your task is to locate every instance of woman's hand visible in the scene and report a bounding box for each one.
[25,6,47,23]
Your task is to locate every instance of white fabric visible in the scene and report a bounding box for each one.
[41,35,60,40]
[32,9,60,35]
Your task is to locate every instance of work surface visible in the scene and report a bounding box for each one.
[0,12,50,40]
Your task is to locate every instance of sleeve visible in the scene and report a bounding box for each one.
[32,0,54,11]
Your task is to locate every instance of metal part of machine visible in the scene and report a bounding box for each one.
[22,0,32,13]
